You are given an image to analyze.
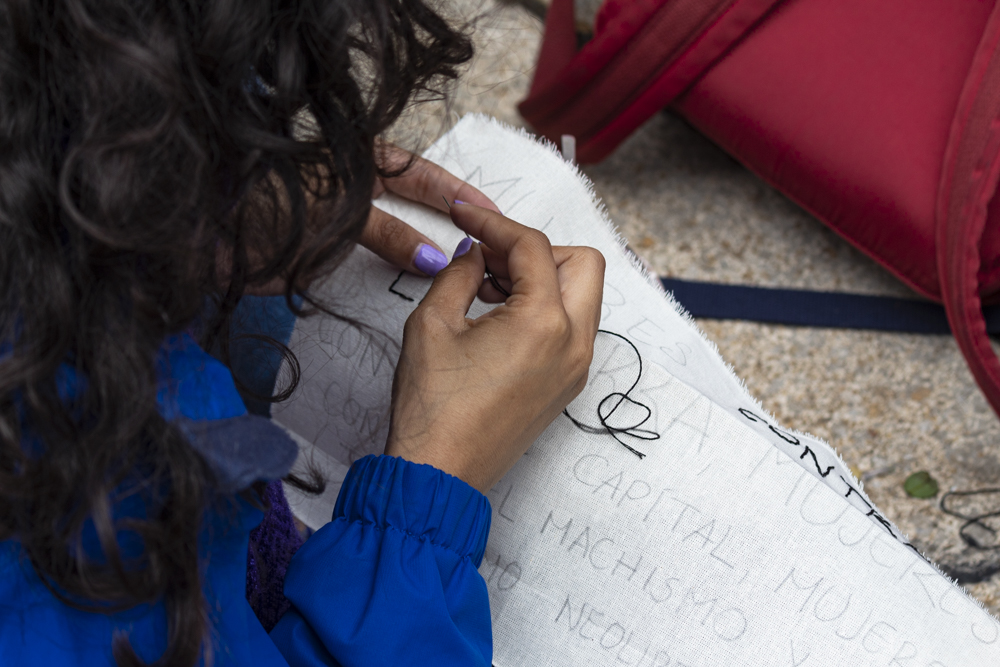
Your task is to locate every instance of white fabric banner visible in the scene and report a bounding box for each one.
[273,115,1000,666]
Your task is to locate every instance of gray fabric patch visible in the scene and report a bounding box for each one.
[177,414,297,493]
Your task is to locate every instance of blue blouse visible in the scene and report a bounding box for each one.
[0,307,494,665]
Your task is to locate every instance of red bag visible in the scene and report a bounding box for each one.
[519,0,1000,416]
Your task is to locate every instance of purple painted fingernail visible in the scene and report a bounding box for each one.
[453,237,474,259]
[454,199,467,205]
[413,244,448,276]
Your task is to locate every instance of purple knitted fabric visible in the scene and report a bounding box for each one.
[245,480,304,632]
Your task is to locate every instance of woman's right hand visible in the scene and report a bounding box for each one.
[383,203,606,493]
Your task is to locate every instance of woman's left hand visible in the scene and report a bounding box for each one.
[360,144,500,277]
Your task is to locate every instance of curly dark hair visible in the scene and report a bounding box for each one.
[0,1,472,664]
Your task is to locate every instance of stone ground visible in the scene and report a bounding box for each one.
[392,0,1000,614]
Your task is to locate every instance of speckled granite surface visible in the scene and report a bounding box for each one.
[399,0,1000,613]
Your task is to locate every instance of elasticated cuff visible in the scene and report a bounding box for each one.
[334,455,492,566]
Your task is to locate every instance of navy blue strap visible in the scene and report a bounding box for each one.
[660,277,1000,335]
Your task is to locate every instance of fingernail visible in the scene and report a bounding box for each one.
[453,237,473,259]
[413,244,448,276]
[454,199,467,205]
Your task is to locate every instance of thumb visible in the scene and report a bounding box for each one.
[418,238,485,323]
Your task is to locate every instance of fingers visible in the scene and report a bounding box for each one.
[365,143,500,275]
[449,203,561,304]
[359,206,449,277]
[476,246,604,332]
[418,239,487,323]
[452,181,500,213]
[375,144,501,214]
[477,276,513,303]
[554,247,606,340]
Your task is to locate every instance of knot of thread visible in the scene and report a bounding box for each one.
[563,330,659,459]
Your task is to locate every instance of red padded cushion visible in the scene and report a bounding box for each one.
[674,0,999,300]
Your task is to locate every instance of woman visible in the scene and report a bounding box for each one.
[0,0,604,665]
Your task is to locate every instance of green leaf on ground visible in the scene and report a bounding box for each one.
[903,471,939,499]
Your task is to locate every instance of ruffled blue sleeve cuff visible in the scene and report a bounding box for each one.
[333,455,491,566]
[270,455,494,667]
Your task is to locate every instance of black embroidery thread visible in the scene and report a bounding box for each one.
[563,330,659,459]
[941,488,1000,550]
[838,475,907,543]
[935,488,1000,581]
[484,265,511,298]
[444,194,511,299]
[799,446,834,478]
[769,425,800,445]
[388,270,415,302]
[742,409,926,555]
